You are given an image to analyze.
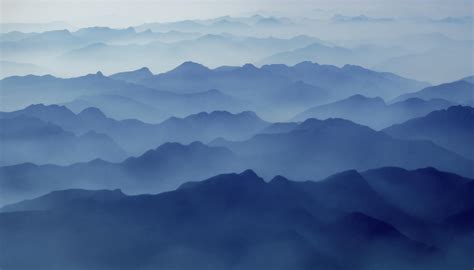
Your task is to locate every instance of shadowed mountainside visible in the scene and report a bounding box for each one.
[383,106,474,159]
[1,168,473,270]
[2,117,473,205]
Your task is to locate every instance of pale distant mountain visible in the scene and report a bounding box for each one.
[331,14,395,23]
[258,42,355,66]
[73,26,137,42]
[373,42,474,84]
[0,31,37,42]
[383,106,474,160]
[0,21,73,33]
[257,41,406,68]
[0,61,50,78]
[294,94,453,129]
[110,67,153,83]
[56,34,322,74]
[133,15,293,33]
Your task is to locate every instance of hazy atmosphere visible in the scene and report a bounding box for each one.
[1,0,473,269]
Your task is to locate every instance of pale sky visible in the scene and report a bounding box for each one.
[1,0,473,27]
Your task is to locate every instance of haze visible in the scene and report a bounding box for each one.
[2,0,473,27]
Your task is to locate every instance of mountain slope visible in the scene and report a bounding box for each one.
[260,62,429,100]
[0,72,247,120]
[0,116,127,166]
[110,67,154,83]
[141,61,427,101]
[0,104,269,155]
[383,106,474,159]
[2,168,471,270]
[0,142,243,205]
[211,118,474,179]
[393,80,474,104]
[294,94,453,129]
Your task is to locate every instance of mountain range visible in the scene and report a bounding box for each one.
[0,70,248,121]
[2,15,472,83]
[0,104,269,155]
[212,117,474,180]
[294,94,453,129]
[0,142,243,205]
[1,167,472,270]
[0,62,428,121]
[0,116,126,166]
[393,78,474,104]
[2,9,474,270]
[2,113,473,205]
[383,106,474,159]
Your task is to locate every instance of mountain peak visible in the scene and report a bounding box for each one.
[296,117,372,134]
[137,67,152,74]
[170,61,210,75]
[242,63,258,70]
[346,94,385,104]
[20,104,76,118]
[239,169,259,179]
[198,170,266,190]
[83,71,105,78]
[293,61,318,68]
[321,169,366,187]
[110,67,153,83]
[269,175,291,185]
[24,103,67,111]
[78,107,106,119]
[342,64,371,73]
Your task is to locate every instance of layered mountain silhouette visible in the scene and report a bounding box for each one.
[0,104,269,155]
[110,66,154,83]
[257,42,403,69]
[383,106,474,159]
[373,42,474,84]
[0,62,428,121]
[157,110,269,144]
[139,61,427,102]
[52,33,320,75]
[0,116,126,166]
[0,142,243,205]
[1,168,472,270]
[294,94,453,129]
[0,72,247,121]
[259,62,428,100]
[211,118,474,180]
[2,15,472,82]
[393,78,474,104]
[2,12,474,270]
[2,116,473,205]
